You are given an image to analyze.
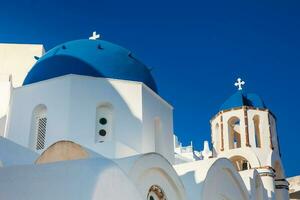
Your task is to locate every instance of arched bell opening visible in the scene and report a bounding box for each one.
[228,117,241,149]
[230,156,251,171]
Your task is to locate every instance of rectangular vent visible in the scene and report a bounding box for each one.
[36,117,47,150]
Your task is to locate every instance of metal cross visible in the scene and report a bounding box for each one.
[89,31,100,40]
[234,78,245,90]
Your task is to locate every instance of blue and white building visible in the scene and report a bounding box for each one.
[0,33,290,200]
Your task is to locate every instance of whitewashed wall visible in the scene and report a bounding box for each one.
[5,75,174,163]
[0,158,143,200]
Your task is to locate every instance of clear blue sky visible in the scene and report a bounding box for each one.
[1,0,299,177]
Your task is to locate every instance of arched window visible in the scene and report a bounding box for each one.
[228,117,241,149]
[95,104,113,143]
[230,156,251,171]
[253,115,261,148]
[30,104,47,150]
[147,185,167,200]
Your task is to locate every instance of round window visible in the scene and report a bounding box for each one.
[149,196,155,200]
[99,129,106,136]
[99,118,107,125]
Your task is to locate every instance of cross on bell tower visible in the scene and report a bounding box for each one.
[234,78,245,91]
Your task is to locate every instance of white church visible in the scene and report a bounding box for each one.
[0,33,291,200]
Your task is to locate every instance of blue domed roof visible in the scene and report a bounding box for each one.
[220,91,266,111]
[23,39,158,92]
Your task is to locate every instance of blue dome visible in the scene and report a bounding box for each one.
[23,39,158,92]
[220,91,266,111]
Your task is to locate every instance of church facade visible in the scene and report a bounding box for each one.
[0,34,290,200]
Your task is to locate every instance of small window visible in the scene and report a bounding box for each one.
[95,104,113,143]
[99,129,106,136]
[99,118,107,125]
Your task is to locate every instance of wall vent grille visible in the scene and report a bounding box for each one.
[36,117,47,150]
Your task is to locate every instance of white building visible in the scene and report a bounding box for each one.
[0,34,290,200]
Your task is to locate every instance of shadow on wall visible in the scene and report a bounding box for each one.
[115,153,187,200]
[3,75,153,200]
[0,158,143,200]
[10,73,153,157]
[245,171,268,200]
[0,116,6,137]
[67,74,149,156]
[177,158,258,200]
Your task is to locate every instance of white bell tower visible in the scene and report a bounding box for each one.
[210,78,289,200]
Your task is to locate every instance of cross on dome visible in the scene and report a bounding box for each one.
[89,31,100,40]
[234,78,245,90]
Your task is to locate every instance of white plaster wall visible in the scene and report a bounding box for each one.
[202,163,249,200]
[5,75,174,162]
[142,85,174,163]
[0,158,143,200]
[67,75,143,158]
[239,169,267,200]
[115,153,187,200]
[5,76,72,149]
[174,158,250,200]
[0,137,38,167]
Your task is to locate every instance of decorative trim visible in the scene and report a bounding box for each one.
[255,166,276,178]
[275,185,289,190]
[147,185,167,200]
[275,178,287,182]
[275,179,289,190]
[254,166,276,172]
[210,106,276,123]
[220,115,224,151]
[243,106,251,147]
[259,172,276,178]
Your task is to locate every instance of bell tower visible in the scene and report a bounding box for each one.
[210,78,289,200]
